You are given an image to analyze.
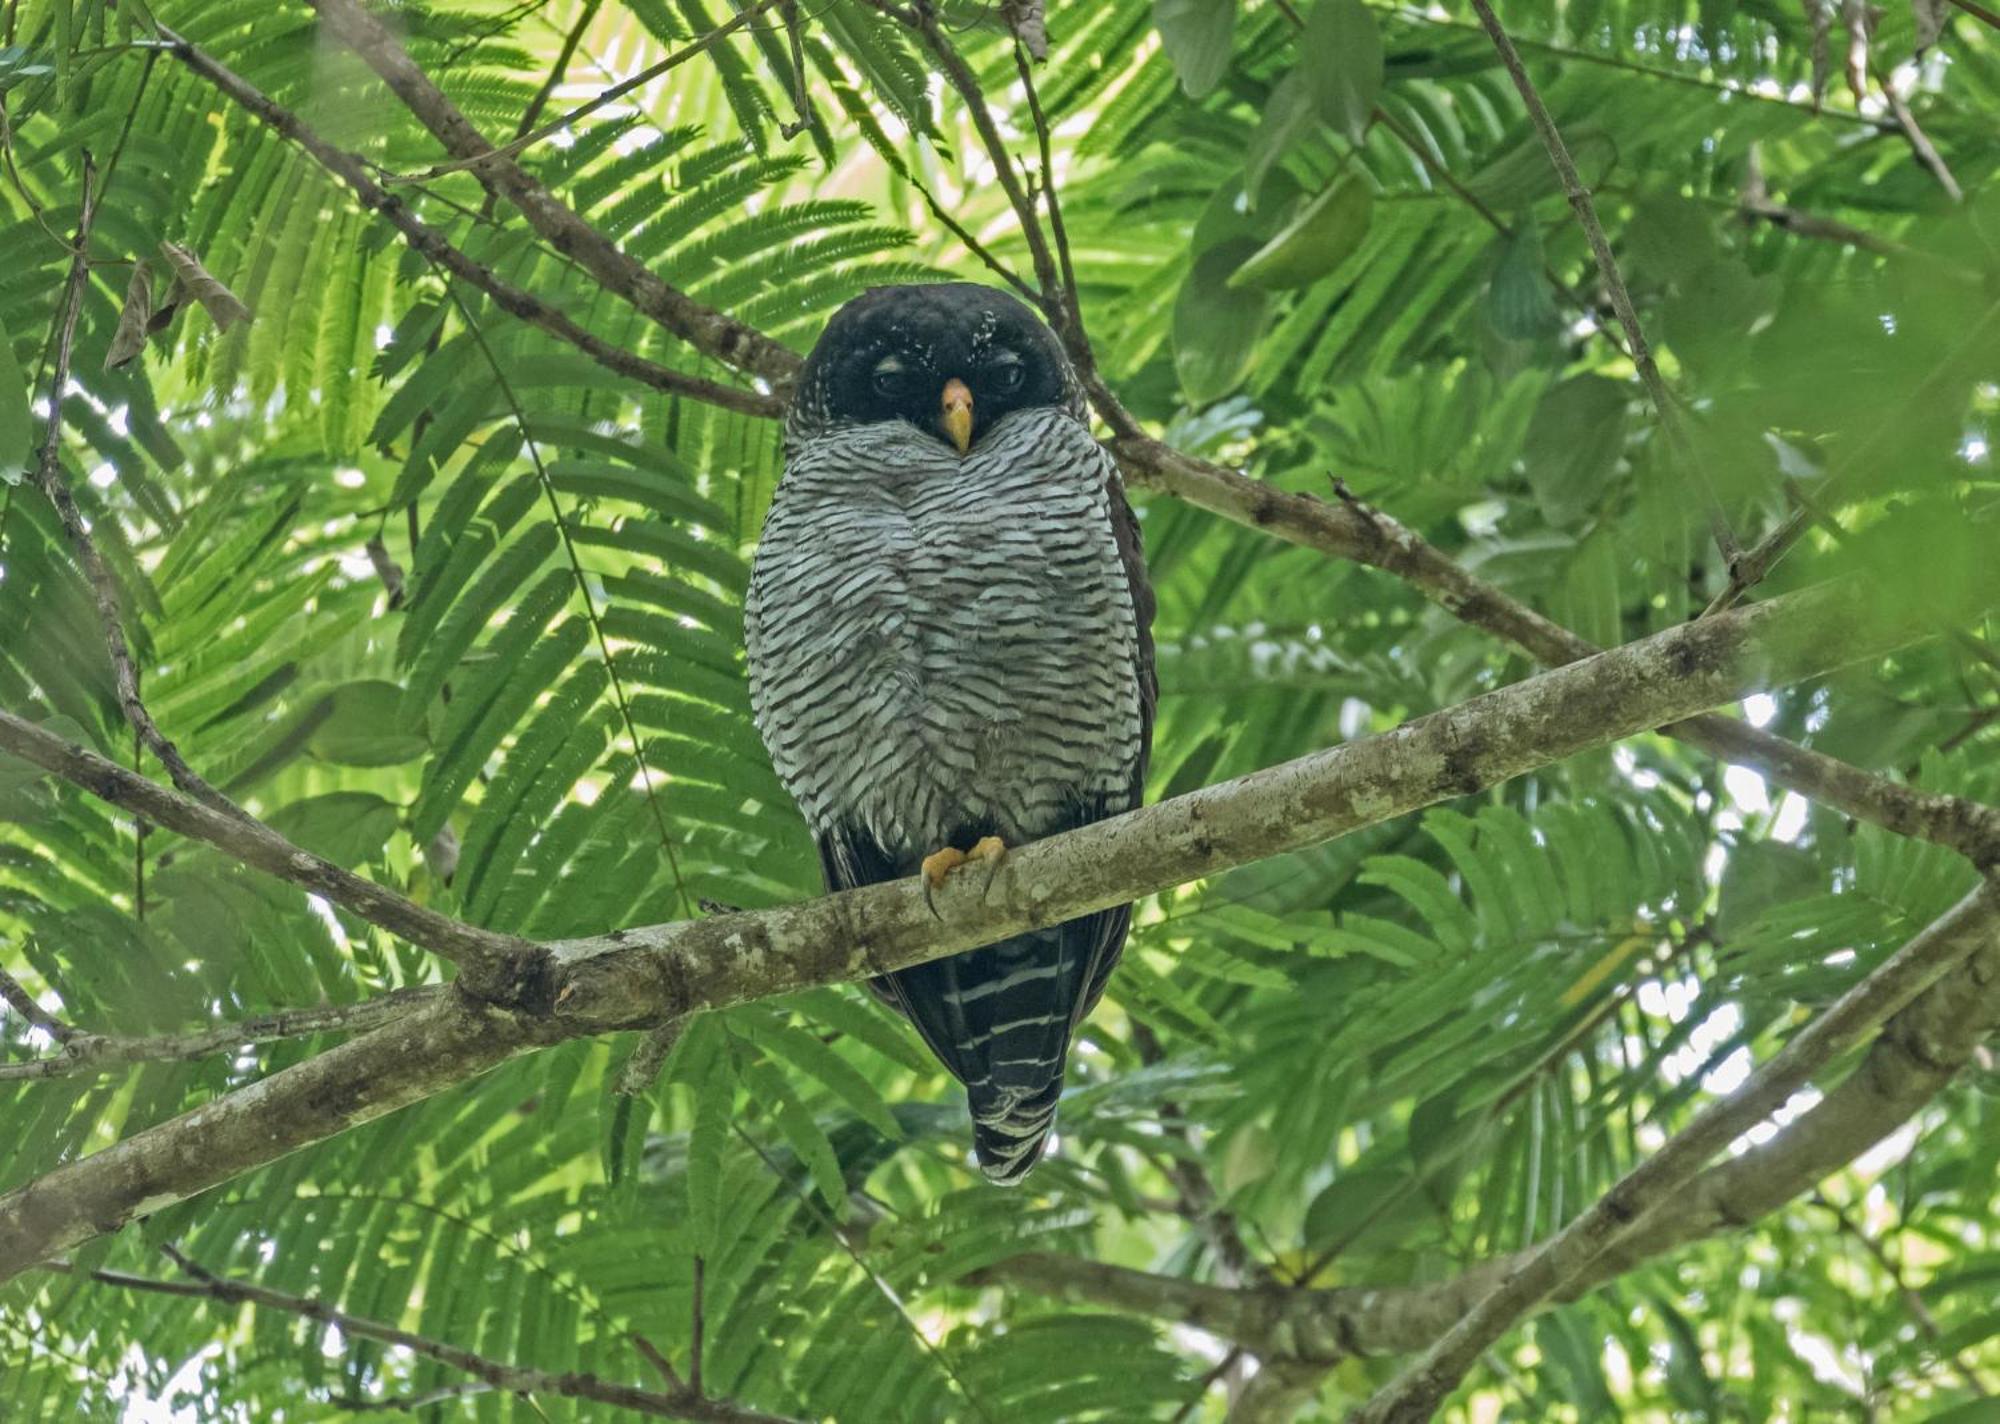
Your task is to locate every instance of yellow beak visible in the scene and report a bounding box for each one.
[940,378,974,455]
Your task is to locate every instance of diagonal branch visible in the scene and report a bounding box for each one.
[0,708,537,986]
[0,570,1989,1284]
[1464,0,1739,570]
[380,0,789,185]
[982,880,2000,1381]
[159,28,780,417]
[1348,880,2000,1423]
[301,0,800,388]
[26,155,244,820]
[0,986,445,1082]
[1117,447,2000,869]
[39,1248,803,1424]
[0,964,74,1043]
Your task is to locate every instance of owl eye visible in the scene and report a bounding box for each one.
[871,368,904,395]
[991,362,1025,392]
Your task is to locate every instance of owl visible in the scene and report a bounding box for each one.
[744,283,1157,1183]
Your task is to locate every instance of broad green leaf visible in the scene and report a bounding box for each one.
[1245,67,1315,211]
[264,792,399,869]
[1228,175,1373,290]
[1174,240,1269,404]
[1154,0,1235,98]
[1486,223,1558,342]
[307,681,430,767]
[1300,0,1383,143]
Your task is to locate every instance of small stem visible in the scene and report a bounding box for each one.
[1465,0,1740,571]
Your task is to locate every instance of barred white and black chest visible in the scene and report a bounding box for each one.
[746,408,1143,864]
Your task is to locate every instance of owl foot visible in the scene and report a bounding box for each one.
[921,837,1009,918]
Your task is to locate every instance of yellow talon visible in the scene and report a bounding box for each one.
[922,846,968,889]
[921,838,1008,891]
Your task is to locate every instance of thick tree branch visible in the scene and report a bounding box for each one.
[1349,881,2000,1423]
[159,28,780,418]
[0,986,444,1081]
[41,1249,802,1424]
[1,573,1987,1285]
[301,0,800,388]
[982,882,2000,1381]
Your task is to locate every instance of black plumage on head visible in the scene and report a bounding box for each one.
[787,283,1082,451]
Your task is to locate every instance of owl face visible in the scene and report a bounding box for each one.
[790,283,1076,454]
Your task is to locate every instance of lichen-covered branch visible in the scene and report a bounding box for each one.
[0,572,1984,1285]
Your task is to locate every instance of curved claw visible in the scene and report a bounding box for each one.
[919,840,1011,916]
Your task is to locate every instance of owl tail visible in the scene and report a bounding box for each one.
[967,1076,1064,1185]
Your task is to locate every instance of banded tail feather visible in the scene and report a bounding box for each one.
[817,823,1130,1182]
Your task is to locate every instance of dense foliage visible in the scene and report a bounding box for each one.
[2,0,1997,1419]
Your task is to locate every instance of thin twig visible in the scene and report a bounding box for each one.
[1878,67,1963,202]
[1814,1193,1994,1398]
[26,156,246,822]
[386,0,787,183]
[876,0,1061,312]
[902,164,1039,302]
[515,0,604,142]
[161,28,779,418]
[1368,103,1630,359]
[44,1247,804,1424]
[438,282,694,918]
[1464,0,1741,571]
[778,0,815,139]
[339,1381,496,1412]
[0,987,445,1082]
[1703,293,2000,615]
[0,964,74,1042]
[1012,43,1084,343]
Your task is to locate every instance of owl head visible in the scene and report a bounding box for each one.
[787,283,1082,454]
